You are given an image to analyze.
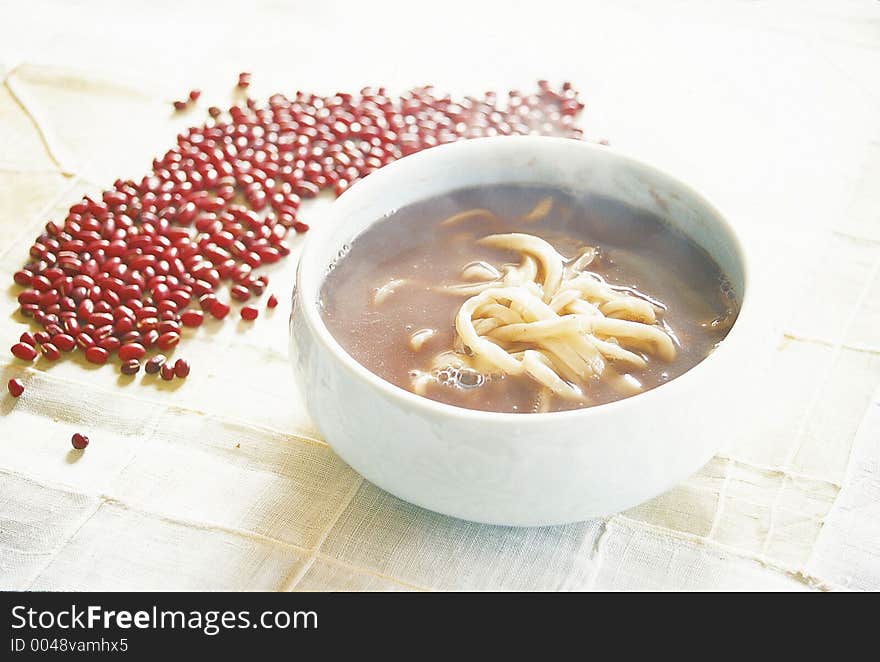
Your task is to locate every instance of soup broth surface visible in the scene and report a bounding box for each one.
[320,185,737,413]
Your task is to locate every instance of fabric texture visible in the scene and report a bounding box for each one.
[1,0,879,591]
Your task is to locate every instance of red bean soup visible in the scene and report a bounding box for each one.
[320,184,739,413]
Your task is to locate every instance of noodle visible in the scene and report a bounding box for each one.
[420,212,679,405]
[479,234,563,299]
[409,328,436,351]
[461,261,501,282]
[440,208,498,227]
[520,196,553,222]
[374,278,409,305]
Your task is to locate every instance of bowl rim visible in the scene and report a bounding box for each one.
[296,135,753,425]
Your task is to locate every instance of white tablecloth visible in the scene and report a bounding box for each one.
[1,0,878,591]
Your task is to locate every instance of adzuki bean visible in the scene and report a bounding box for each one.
[121,359,141,375]
[8,76,585,395]
[11,343,37,361]
[71,433,89,450]
[145,355,166,374]
[160,362,175,381]
[173,358,190,378]
[7,378,24,397]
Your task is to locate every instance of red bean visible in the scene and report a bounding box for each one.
[7,80,586,396]
[84,346,109,364]
[173,358,190,378]
[41,343,61,361]
[11,343,37,361]
[145,355,166,374]
[180,310,204,327]
[198,294,217,311]
[53,334,76,352]
[160,362,175,381]
[230,284,250,301]
[98,337,121,352]
[141,329,159,348]
[88,312,114,327]
[71,433,89,450]
[18,290,40,305]
[7,378,24,397]
[158,320,179,335]
[31,274,52,291]
[76,333,95,349]
[121,359,141,375]
[209,300,230,319]
[240,305,258,321]
[156,332,180,350]
[118,343,146,361]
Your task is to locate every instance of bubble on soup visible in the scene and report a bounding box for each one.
[434,366,486,389]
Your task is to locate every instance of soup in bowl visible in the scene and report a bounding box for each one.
[291,136,751,526]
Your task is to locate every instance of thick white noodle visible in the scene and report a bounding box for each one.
[373,278,408,305]
[414,213,678,407]
[440,208,497,227]
[520,197,553,222]
[409,328,436,352]
[479,234,563,300]
[461,261,501,282]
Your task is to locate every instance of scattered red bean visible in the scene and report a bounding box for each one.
[8,79,585,393]
[173,358,190,378]
[230,284,250,301]
[40,343,61,361]
[145,355,166,374]
[240,305,258,321]
[156,331,180,350]
[209,300,230,319]
[160,362,175,381]
[180,310,204,327]
[52,334,76,352]
[121,359,141,375]
[71,433,89,450]
[118,342,146,361]
[84,346,109,364]
[7,378,24,397]
[75,333,94,349]
[189,89,201,102]
[11,342,37,361]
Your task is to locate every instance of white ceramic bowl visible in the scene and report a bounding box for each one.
[290,136,752,527]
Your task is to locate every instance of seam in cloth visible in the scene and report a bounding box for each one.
[4,66,75,176]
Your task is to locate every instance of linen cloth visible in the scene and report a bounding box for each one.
[0,0,878,591]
